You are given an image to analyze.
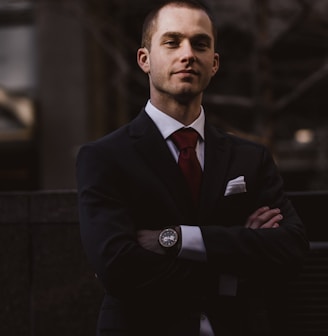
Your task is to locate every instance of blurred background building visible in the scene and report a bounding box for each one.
[1,2,328,336]
[0,0,328,192]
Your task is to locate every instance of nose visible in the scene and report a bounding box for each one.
[180,40,196,64]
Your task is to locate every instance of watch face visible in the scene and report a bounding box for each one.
[159,228,178,248]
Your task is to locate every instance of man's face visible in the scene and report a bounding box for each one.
[138,5,219,103]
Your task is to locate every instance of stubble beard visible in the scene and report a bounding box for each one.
[157,79,203,105]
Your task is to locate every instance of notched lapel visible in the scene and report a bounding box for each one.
[129,111,193,213]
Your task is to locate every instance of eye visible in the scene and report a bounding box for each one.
[193,41,209,51]
[191,35,211,51]
[164,40,179,48]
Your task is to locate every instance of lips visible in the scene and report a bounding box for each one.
[174,69,198,76]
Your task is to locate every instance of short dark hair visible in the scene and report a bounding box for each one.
[141,0,217,50]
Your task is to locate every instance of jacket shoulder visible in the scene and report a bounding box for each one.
[80,109,150,152]
[209,125,267,152]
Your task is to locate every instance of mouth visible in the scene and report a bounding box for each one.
[174,69,199,76]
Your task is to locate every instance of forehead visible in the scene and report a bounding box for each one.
[153,5,214,40]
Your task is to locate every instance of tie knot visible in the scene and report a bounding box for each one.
[170,128,199,150]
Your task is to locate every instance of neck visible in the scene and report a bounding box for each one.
[150,94,203,125]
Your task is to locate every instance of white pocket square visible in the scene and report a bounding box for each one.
[224,176,247,196]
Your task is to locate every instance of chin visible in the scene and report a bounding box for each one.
[173,91,199,104]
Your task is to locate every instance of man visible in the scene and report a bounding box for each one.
[76,1,308,335]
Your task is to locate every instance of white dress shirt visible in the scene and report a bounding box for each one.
[145,100,215,336]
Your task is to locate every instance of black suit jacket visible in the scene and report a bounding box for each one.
[76,110,308,336]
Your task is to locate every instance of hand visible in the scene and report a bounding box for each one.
[245,206,283,229]
[137,229,165,255]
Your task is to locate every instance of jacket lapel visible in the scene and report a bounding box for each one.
[198,123,232,221]
[129,110,194,216]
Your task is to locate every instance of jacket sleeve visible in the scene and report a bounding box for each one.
[76,143,209,299]
[200,145,309,278]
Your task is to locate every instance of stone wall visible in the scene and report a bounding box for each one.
[0,191,102,336]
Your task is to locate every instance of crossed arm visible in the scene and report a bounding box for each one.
[137,206,283,256]
[77,142,308,296]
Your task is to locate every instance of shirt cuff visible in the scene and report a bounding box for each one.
[178,225,207,261]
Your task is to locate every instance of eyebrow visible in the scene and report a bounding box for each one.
[161,32,184,40]
[161,31,212,43]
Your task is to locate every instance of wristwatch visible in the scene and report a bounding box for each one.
[158,227,179,252]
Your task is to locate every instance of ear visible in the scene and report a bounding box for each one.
[137,48,150,73]
[211,52,220,76]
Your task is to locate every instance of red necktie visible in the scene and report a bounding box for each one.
[170,128,203,204]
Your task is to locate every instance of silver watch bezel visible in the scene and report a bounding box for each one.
[158,228,179,248]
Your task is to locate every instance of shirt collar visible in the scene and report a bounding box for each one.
[145,100,205,140]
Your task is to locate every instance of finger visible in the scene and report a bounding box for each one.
[259,214,283,229]
[245,206,269,228]
[259,222,280,229]
[251,206,270,218]
[247,208,281,229]
[246,207,277,229]
[258,208,281,222]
